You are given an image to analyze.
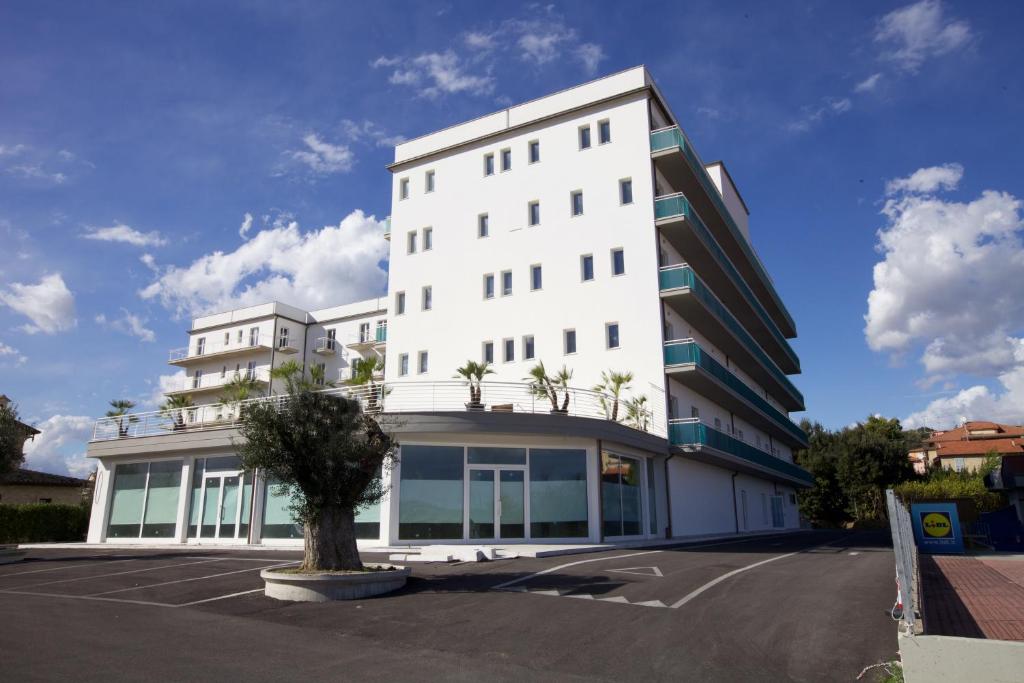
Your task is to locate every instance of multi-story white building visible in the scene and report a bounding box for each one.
[85,66,811,548]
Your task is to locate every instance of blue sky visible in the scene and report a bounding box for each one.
[2,0,1023,475]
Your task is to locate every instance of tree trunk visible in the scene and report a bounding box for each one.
[611,399,619,422]
[302,504,363,572]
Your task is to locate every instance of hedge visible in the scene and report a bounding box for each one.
[893,477,1005,514]
[0,503,90,543]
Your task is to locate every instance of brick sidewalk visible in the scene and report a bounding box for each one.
[921,555,1024,641]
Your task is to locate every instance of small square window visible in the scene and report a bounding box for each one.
[620,179,633,205]
[407,231,417,254]
[396,291,406,315]
[581,254,594,281]
[425,170,435,193]
[528,200,540,227]
[423,227,433,251]
[564,329,577,355]
[399,353,409,376]
[606,322,620,349]
[501,148,511,172]
[399,178,409,200]
[611,248,625,276]
[483,341,494,364]
[571,190,584,217]
[422,286,432,311]
[418,351,429,374]
[523,335,535,360]
[503,338,514,363]
[501,270,512,296]
[579,126,591,150]
[484,153,495,176]
[530,264,542,291]
[483,274,495,300]
[478,213,489,238]
[598,119,611,144]
[528,140,540,163]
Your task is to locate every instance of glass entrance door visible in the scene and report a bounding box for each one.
[196,472,245,541]
[467,468,525,540]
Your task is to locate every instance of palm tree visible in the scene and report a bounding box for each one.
[106,399,138,437]
[218,373,264,419]
[346,356,386,411]
[454,360,494,409]
[161,395,195,431]
[623,395,651,432]
[593,370,634,422]
[270,359,334,395]
[553,366,574,412]
[525,361,558,411]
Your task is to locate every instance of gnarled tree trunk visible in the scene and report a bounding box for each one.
[302,504,362,572]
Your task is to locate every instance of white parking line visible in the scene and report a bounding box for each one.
[0,588,176,608]
[21,559,226,589]
[669,552,799,609]
[88,562,295,596]
[178,588,265,606]
[0,558,138,578]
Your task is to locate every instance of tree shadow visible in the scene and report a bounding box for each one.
[919,555,985,638]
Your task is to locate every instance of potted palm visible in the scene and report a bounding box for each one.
[525,362,573,414]
[162,395,195,431]
[106,399,139,438]
[593,370,634,422]
[218,373,264,421]
[454,360,494,411]
[624,395,651,432]
[346,356,386,412]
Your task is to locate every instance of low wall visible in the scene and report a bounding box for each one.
[900,633,1024,682]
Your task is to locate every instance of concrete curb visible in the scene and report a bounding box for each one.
[261,564,410,602]
[0,545,26,565]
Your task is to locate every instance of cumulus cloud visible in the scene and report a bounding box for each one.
[142,371,187,408]
[95,309,156,343]
[885,162,964,195]
[290,133,354,175]
[874,0,972,73]
[239,212,254,240]
[81,223,168,247]
[854,73,883,93]
[139,209,389,318]
[0,273,77,334]
[903,358,1024,429]
[21,414,96,478]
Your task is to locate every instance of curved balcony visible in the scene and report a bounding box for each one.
[659,264,804,411]
[663,340,807,448]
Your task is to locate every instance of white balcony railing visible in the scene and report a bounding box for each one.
[169,368,271,394]
[91,380,665,442]
[168,338,269,362]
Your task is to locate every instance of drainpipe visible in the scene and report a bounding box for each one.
[731,471,740,533]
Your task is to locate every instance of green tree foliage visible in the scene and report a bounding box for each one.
[893,453,1006,513]
[237,391,395,571]
[0,402,29,474]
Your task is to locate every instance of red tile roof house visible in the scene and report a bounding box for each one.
[920,421,1024,473]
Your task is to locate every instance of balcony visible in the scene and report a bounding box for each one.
[274,336,298,354]
[669,418,813,487]
[384,216,391,241]
[654,193,799,374]
[659,265,804,411]
[650,126,796,338]
[167,338,270,365]
[663,340,807,448]
[164,368,270,397]
[314,336,338,355]
[375,321,387,344]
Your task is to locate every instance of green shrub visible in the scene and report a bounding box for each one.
[0,503,89,543]
[893,475,1005,513]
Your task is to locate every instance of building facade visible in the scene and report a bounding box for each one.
[85,66,811,547]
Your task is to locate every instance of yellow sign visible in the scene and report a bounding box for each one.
[922,512,952,538]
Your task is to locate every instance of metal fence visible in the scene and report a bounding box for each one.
[886,489,920,633]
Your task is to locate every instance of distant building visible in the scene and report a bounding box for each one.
[918,421,1024,473]
[0,468,89,505]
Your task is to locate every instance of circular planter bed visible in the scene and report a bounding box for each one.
[261,564,410,602]
[0,545,26,565]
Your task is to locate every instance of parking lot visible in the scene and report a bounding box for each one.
[0,531,898,682]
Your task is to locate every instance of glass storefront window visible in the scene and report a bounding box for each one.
[142,460,182,537]
[261,480,304,539]
[467,447,526,465]
[399,445,464,540]
[647,458,657,536]
[602,451,643,537]
[529,449,588,538]
[107,461,183,539]
[107,463,148,538]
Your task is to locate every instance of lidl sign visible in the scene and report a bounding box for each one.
[910,503,964,554]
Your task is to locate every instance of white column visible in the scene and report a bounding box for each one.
[174,458,192,543]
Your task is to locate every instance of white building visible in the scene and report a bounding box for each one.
[85,66,811,548]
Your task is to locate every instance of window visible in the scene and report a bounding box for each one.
[396,291,406,315]
[249,327,259,346]
[399,353,409,376]
[313,362,326,386]
[598,119,611,144]
[531,449,588,538]
[601,451,643,536]
[528,200,540,226]
[423,227,432,251]
[501,270,512,296]
[359,322,370,343]
[523,335,535,360]
[483,274,495,299]
[418,351,429,374]
[500,148,511,172]
[581,254,594,281]
[530,264,542,291]
[221,365,227,379]
[669,395,679,419]
[691,405,700,419]
[192,369,202,389]
[478,213,489,238]
[611,248,625,275]
[223,332,229,346]
[425,170,435,193]
[620,178,633,205]
[195,337,206,356]
[564,329,577,354]
[737,429,745,441]
[399,177,409,200]
[246,361,256,380]
[954,457,966,472]
[483,341,494,364]
[407,231,417,254]
[483,153,495,176]
[497,338,512,362]
[579,125,591,149]
[106,461,183,539]
[714,417,722,430]
[528,139,540,163]
[398,445,465,540]
[237,330,244,344]
[571,190,584,216]
[278,327,289,348]
[422,286,432,311]
[606,322,620,349]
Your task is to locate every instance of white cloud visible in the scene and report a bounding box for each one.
[787,97,853,133]
[139,209,389,318]
[239,212,254,240]
[885,162,964,195]
[904,359,1024,429]
[290,133,354,175]
[0,273,77,335]
[464,31,497,51]
[375,51,495,99]
[81,222,168,247]
[854,73,883,93]
[142,371,187,408]
[7,164,67,184]
[339,119,406,148]
[0,341,27,366]
[21,414,96,478]
[95,309,156,343]
[575,43,605,75]
[518,28,571,65]
[874,0,972,73]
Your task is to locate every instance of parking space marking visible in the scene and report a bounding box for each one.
[178,588,265,606]
[20,558,226,589]
[88,561,296,596]
[0,588,178,608]
[0,558,138,578]
[669,552,799,609]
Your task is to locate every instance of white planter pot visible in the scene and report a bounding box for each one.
[261,564,410,602]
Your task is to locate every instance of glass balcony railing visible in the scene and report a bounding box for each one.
[375,323,387,343]
[664,340,807,446]
[659,265,804,409]
[384,216,391,237]
[654,193,799,372]
[650,126,796,335]
[669,419,814,485]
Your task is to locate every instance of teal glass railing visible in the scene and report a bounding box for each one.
[659,265,804,409]
[669,420,814,485]
[655,194,799,371]
[375,325,387,343]
[664,341,807,446]
[650,126,795,334]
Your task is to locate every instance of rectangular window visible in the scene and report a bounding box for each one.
[502,338,514,362]
[501,270,512,296]
[314,362,326,386]
[528,140,540,163]
[223,332,229,346]
[579,125,591,149]
[107,461,183,539]
[399,177,409,199]
[528,200,540,226]
[611,248,625,275]
[195,337,206,356]
[581,254,594,281]
[571,190,583,216]
[418,351,428,374]
[237,330,244,343]
[423,227,432,251]
[606,322,620,349]
[192,369,202,389]
[483,153,494,176]
[691,406,700,419]
[246,361,256,380]
[278,327,289,348]
[483,274,495,300]
[598,119,611,144]
[249,327,259,346]
[564,329,577,355]
[620,178,633,205]
[500,148,511,171]
[425,170,435,193]
[422,285,432,311]
[523,335,535,360]
[221,365,227,379]
[359,322,370,343]
[407,231,417,254]
[398,445,464,540]
[478,213,489,238]
[396,291,406,315]
[530,264,542,291]
[399,353,409,376]
[530,449,588,538]
[483,341,494,364]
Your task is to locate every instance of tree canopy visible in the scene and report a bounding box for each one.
[0,402,29,474]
